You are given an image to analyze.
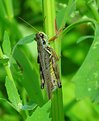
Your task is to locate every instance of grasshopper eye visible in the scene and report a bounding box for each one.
[39,33,44,38]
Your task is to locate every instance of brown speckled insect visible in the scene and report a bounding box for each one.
[19,17,62,99]
[35,32,62,99]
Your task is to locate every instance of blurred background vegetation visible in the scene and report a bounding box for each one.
[0,0,99,121]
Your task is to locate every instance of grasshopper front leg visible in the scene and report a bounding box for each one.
[40,65,45,89]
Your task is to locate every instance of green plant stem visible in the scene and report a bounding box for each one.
[22,88,29,116]
[0,47,14,82]
[42,0,55,37]
[4,0,14,20]
[42,0,64,121]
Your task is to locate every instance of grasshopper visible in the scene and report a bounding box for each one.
[35,32,62,99]
[19,17,62,99]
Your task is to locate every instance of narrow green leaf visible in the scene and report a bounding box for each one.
[13,46,44,106]
[56,7,67,29]
[12,34,36,55]
[76,35,94,44]
[0,0,6,18]
[5,76,22,111]
[56,0,76,29]
[4,0,14,19]
[0,98,23,120]
[9,57,24,86]
[62,18,95,36]
[17,34,35,45]
[2,31,11,56]
[87,0,99,22]
[72,23,99,102]
[0,98,17,111]
[26,101,51,121]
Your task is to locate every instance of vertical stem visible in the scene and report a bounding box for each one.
[4,0,14,20]
[42,0,55,37]
[0,47,13,81]
[42,0,64,121]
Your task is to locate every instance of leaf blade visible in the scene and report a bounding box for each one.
[2,31,11,56]
[76,35,94,44]
[13,46,44,106]
[5,76,22,111]
[56,0,76,29]
[72,23,99,102]
[17,34,35,45]
[26,101,51,121]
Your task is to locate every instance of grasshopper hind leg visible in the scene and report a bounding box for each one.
[48,48,62,88]
[51,57,62,88]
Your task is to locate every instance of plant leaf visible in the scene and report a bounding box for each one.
[2,31,11,56]
[76,35,94,44]
[26,101,51,121]
[5,76,22,111]
[0,98,17,111]
[72,23,99,102]
[13,46,44,106]
[62,17,95,36]
[4,0,14,19]
[0,98,23,120]
[56,0,76,29]
[0,0,6,18]
[17,34,35,45]
[12,34,36,55]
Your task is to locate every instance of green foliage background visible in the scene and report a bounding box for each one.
[0,0,99,121]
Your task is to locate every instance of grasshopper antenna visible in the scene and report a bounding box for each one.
[18,17,39,33]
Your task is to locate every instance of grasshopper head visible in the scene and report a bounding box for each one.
[35,32,48,45]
